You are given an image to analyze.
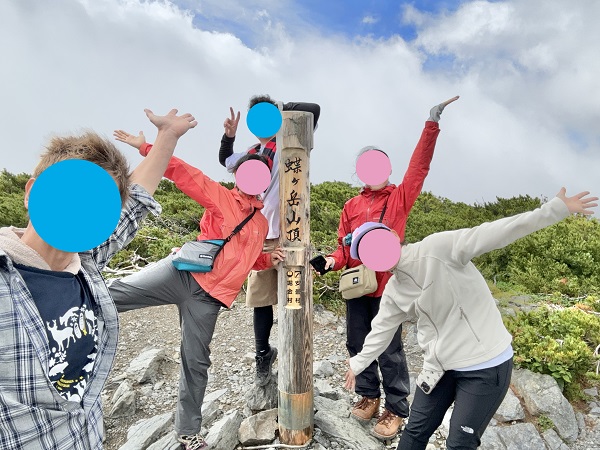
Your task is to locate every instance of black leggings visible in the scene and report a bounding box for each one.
[398,358,513,450]
[253,305,273,354]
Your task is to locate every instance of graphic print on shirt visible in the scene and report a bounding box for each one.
[46,304,98,402]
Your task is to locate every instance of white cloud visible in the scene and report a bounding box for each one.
[362,15,378,25]
[0,0,598,208]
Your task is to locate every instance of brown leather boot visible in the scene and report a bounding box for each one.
[351,396,380,422]
[372,408,403,440]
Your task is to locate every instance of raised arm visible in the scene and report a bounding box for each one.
[282,102,321,129]
[219,107,240,166]
[394,97,459,215]
[115,125,231,212]
[445,189,598,265]
[128,109,197,195]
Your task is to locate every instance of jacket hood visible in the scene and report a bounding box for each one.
[360,184,396,198]
[0,227,81,273]
[232,187,264,212]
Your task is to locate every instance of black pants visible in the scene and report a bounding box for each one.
[346,295,410,417]
[398,358,513,450]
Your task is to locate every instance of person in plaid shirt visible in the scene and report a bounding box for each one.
[0,108,197,449]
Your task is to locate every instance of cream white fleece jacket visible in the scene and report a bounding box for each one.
[350,197,570,379]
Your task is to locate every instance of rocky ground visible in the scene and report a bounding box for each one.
[101,294,600,450]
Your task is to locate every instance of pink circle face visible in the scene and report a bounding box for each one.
[357,228,401,272]
[235,159,271,195]
[356,150,392,186]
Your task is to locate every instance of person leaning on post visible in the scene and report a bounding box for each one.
[314,96,459,441]
[344,188,598,450]
[218,95,321,387]
[110,128,285,450]
[0,108,197,450]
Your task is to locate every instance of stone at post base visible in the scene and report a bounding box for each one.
[245,370,278,412]
[205,409,243,450]
[238,408,279,446]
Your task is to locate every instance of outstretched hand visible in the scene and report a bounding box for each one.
[224,107,241,138]
[145,108,197,139]
[429,95,460,123]
[344,360,356,391]
[114,130,146,150]
[557,188,598,215]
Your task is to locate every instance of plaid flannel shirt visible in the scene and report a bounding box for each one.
[0,184,161,450]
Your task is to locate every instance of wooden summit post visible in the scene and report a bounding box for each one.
[277,111,314,445]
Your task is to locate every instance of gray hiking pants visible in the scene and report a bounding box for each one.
[108,255,222,436]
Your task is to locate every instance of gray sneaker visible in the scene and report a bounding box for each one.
[255,347,278,386]
[177,433,207,450]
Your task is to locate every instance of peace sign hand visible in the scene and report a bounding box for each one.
[224,107,241,138]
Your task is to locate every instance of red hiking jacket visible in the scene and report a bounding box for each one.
[140,143,271,307]
[328,121,441,297]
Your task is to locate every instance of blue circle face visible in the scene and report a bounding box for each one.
[29,159,122,253]
[246,102,282,138]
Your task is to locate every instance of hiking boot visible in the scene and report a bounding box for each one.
[372,408,403,440]
[255,346,277,386]
[351,396,380,422]
[177,433,208,450]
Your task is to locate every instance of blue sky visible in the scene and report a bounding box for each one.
[182,0,471,47]
[294,0,467,41]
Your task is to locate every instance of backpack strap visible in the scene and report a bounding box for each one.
[223,209,257,244]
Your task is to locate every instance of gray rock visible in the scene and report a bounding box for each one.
[313,427,331,448]
[500,307,517,318]
[201,398,221,427]
[205,409,243,450]
[496,422,546,450]
[146,431,180,450]
[126,348,166,384]
[314,379,339,400]
[479,427,505,450]
[494,388,525,422]
[584,387,599,398]
[118,412,174,450]
[314,410,383,450]
[313,395,351,418]
[511,368,578,442]
[238,408,278,445]
[314,309,338,326]
[576,411,586,433]
[542,428,569,450]
[109,380,136,418]
[313,360,335,378]
[204,388,228,404]
[590,406,600,417]
[245,375,278,411]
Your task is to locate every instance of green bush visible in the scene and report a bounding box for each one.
[1,169,599,303]
[505,307,600,393]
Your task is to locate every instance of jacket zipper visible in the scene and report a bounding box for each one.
[416,301,445,370]
[365,194,375,222]
[459,306,481,342]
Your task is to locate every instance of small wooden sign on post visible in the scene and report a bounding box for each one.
[277,111,314,445]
